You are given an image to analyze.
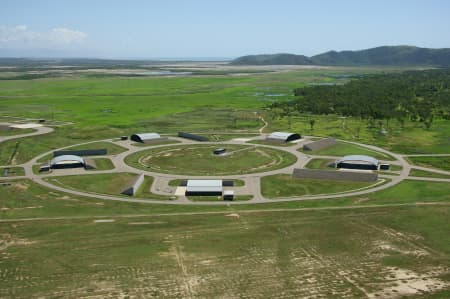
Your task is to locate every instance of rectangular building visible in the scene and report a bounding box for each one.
[185,180,223,196]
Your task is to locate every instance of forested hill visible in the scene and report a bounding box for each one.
[231,46,450,66]
[231,53,312,65]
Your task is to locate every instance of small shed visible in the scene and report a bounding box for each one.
[223,190,234,201]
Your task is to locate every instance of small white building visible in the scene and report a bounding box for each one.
[185,180,223,196]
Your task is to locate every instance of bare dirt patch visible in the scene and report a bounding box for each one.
[368,267,449,298]
[0,234,35,251]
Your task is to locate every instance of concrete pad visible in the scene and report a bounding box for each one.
[232,138,252,142]
[175,186,187,196]
[9,123,43,129]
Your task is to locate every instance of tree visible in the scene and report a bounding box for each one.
[309,119,316,130]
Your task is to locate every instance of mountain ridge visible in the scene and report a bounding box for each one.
[230,46,450,66]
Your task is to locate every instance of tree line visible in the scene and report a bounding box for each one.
[269,69,450,129]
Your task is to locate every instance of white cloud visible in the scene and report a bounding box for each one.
[0,25,87,47]
[0,25,28,42]
[48,27,87,44]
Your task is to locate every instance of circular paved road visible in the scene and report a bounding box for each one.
[2,129,449,205]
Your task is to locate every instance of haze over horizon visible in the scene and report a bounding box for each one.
[1,0,450,59]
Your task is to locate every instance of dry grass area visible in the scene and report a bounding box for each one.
[0,205,448,298]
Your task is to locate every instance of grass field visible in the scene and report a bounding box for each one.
[301,141,395,160]
[407,156,450,172]
[304,158,336,170]
[0,205,448,298]
[36,141,128,163]
[0,68,448,167]
[272,115,450,155]
[65,141,128,155]
[125,144,297,175]
[261,174,378,198]
[1,179,449,220]
[1,66,450,298]
[0,128,34,136]
[0,166,25,177]
[409,168,450,179]
[88,158,114,171]
[45,173,137,196]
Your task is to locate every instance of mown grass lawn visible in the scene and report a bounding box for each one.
[261,174,376,198]
[408,156,450,172]
[125,144,297,175]
[409,168,450,179]
[300,141,395,160]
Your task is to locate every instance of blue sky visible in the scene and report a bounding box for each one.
[1,0,449,58]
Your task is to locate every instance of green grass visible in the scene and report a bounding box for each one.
[88,158,114,171]
[389,164,402,171]
[45,173,138,196]
[0,205,448,298]
[271,114,450,155]
[0,128,35,136]
[0,166,25,176]
[0,126,125,165]
[125,144,297,175]
[366,179,450,204]
[407,156,450,172]
[304,158,336,170]
[301,141,395,160]
[134,175,173,200]
[409,168,450,179]
[64,141,128,155]
[37,141,129,162]
[2,179,449,221]
[261,174,379,198]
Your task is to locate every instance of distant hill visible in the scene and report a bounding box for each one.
[230,46,450,66]
[231,53,312,65]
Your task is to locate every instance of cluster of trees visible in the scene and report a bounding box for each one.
[269,69,450,129]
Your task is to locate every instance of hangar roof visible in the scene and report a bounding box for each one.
[336,155,379,166]
[267,132,300,141]
[186,180,223,193]
[132,133,161,141]
[51,155,85,165]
